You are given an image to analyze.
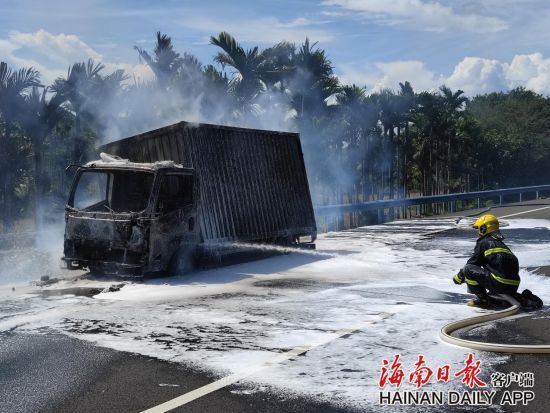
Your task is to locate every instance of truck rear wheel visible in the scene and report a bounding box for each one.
[88,264,104,277]
[168,245,195,276]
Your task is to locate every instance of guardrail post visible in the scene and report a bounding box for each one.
[377,208,383,224]
[450,200,456,213]
[519,192,523,202]
[499,195,503,206]
[536,191,539,199]
[476,198,481,209]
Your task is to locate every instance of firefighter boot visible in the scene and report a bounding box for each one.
[467,293,491,308]
[520,289,544,309]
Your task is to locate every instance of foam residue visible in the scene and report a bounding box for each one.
[1,217,550,411]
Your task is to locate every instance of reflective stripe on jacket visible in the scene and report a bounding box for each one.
[467,231,520,285]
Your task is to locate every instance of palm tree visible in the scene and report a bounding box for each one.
[336,84,365,109]
[412,91,444,196]
[373,88,402,200]
[90,68,129,136]
[210,31,266,117]
[260,41,296,90]
[397,81,416,197]
[290,38,339,120]
[22,87,66,224]
[439,85,467,191]
[51,59,105,136]
[136,32,204,97]
[0,61,41,230]
[336,85,378,203]
[135,32,183,90]
[51,59,129,160]
[440,85,467,113]
[177,54,204,95]
[201,64,234,120]
[0,62,42,122]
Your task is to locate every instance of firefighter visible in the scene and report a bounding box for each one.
[453,214,523,306]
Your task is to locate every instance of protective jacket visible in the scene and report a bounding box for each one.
[466,231,520,287]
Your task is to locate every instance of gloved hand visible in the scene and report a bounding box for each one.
[453,269,465,285]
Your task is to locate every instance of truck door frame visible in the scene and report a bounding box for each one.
[149,168,199,274]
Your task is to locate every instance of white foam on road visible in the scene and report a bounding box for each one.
[502,218,550,229]
[141,317,390,413]
[1,217,550,411]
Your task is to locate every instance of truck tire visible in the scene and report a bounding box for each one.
[168,245,195,276]
[88,264,103,277]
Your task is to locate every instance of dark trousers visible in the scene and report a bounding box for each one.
[462,264,518,295]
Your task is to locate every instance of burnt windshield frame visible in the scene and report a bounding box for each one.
[69,168,155,213]
[155,172,195,213]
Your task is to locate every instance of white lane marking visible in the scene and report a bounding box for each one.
[141,315,391,413]
[500,205,550,219]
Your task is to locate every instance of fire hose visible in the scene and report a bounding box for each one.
[440,294,550,353]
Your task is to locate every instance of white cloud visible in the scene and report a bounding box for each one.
[0,37,62,85]
[507,53,544,83]
[446,57,507,95]
[0,30,153,86]
[507,53,550,95]
[338,53,550,96]
[338,60,442,93]
[9,29,102,64]
[0,39,18,55]
[322,0,508,33]
[320,10,348,17]
[447,54,550,96]
[374,61,443,91]
[181,16,334,44]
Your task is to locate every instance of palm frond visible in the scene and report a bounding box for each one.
[0,62,42,91]
[86,59,105,78]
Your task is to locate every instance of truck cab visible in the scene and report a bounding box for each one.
[62,153,199,276]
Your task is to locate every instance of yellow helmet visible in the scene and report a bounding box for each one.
[472,214,499,236]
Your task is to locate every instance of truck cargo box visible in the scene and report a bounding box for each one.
[99,121,317,245]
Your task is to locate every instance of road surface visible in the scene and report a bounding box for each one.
[1,199,550,413]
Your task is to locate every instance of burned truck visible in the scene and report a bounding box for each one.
[62,121,317,275]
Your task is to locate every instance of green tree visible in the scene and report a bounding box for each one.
[51,59,128,160]
[468,88,550,187]
[51,59,104,136]
[210,31,267,117]
[0,62,41,230]
[22,87,67,224]
[135,32,184,90]
[371,88,402,199]
[290,38,339,120]
[396,82,416,197]
[336,85,378,202]
[439,85,467,191]
[411,91,443,195]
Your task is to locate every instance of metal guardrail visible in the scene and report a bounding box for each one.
[314,184,550,216]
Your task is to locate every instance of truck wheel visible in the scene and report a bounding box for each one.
[88,264,103,277]
[168,245,195,276]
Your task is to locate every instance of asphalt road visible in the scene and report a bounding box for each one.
[443,198,550,220]
[2,199,550,413]
[442,198,550,413]
[457,308,550,413]
[0,333,356,413]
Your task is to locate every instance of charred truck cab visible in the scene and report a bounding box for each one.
[63,121,317,276]
[63,155,199,275]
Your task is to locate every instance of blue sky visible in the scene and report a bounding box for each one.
[2,0,550,95]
